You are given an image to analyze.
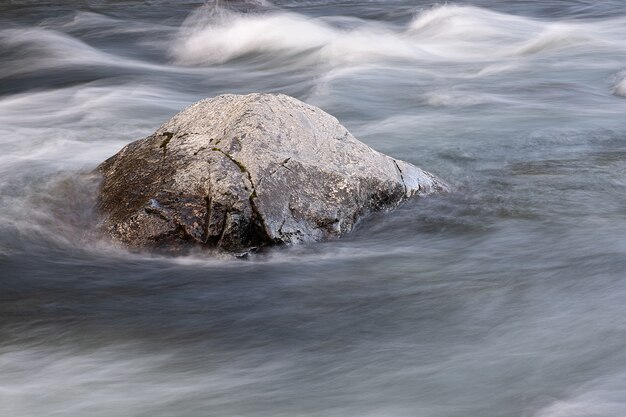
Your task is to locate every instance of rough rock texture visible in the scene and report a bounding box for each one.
[97,93,447,252]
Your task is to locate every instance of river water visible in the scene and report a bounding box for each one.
[2,1,626,415]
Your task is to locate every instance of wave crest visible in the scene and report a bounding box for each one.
[172,3,624,68]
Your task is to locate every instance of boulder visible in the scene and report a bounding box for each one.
[96,93,447,252]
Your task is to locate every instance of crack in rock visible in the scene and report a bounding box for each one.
[393,159,408,195]
[210,147,273,243]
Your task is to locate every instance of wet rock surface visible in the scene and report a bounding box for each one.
[96,93,447,252]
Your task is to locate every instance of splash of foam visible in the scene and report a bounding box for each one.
[614,73,626,98]
[172,3,624,68]
[173,11,336,65]
[529,372,626,417]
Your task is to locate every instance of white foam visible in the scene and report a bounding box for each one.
[172,5,335,65]
[0,344,293,417]
[171,5,431,66]
[614,73,626,98]
[514,24,595,56]
[172,3,626,69]
[0,28,108,78]
[0,83,189,172]
[407,5,538,59]
[0,26,178,80]
[423,90,493,108]
[529,372,626,417]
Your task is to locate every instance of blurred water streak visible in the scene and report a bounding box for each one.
[2,1,626,416]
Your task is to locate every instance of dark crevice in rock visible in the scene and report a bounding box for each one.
[393,159,408,195]
[159,132,174,155]
[212,147,247,173]
[216,211,229,247]
[280,157,294,173]
[210,147,274,245]
[269,158,293,176]
[278,218,286,236]
[248,193,274,244]
[202,196,211,243]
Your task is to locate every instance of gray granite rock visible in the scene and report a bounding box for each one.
[96,93,447,252]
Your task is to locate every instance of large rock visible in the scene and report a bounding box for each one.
[96,93,447,252]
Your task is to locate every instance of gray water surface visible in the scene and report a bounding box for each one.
[2,1,626,416]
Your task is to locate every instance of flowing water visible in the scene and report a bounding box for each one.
[2,1,626,415]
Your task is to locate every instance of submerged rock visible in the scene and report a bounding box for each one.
[96,93,447,252]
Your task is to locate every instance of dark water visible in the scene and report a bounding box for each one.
[3,1,626,415]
